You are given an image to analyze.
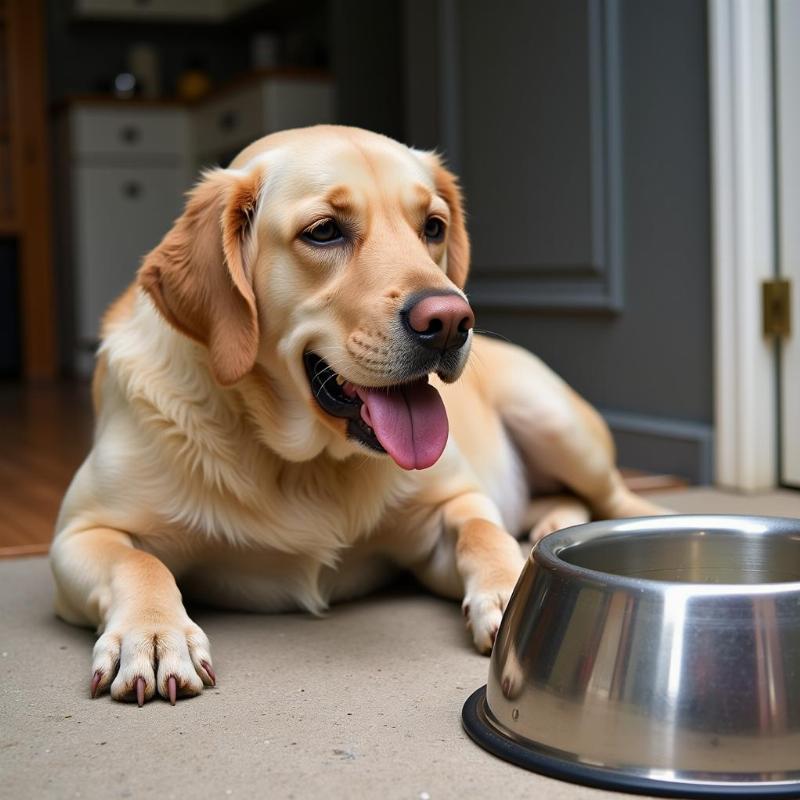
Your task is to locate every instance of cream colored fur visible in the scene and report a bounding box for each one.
[51,125,665,705]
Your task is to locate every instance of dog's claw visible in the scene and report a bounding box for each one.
[201,660,216,686]
[136,676,146,707]
[168,676,177,706]
[90,670,103,698]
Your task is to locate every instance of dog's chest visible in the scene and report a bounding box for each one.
[167,446,411,558]
[174,463,414,613]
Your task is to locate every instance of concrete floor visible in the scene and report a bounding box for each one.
[2,487,800,800]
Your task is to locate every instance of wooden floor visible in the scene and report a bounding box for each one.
[0,380,687,559]
[0,380,93,557]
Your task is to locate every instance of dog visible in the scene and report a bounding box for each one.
[51,125,665,706]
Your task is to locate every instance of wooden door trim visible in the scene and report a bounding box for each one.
[6,0,57,379]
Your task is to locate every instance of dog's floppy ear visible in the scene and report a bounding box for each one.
[416,151,471,289]
[138,167,263,386]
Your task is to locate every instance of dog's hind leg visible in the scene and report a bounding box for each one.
[486,343,670,526]
[524,494,592,543]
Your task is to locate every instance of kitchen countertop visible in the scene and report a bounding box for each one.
[51,67,332,114]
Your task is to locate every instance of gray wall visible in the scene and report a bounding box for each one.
[406,0,713,481]
[329,0,405,140]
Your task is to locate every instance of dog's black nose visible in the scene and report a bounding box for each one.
[401,293,475,351]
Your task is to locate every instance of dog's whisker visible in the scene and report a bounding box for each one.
[309,345,403,385]
[311,367,338,394]
[473,328,512,344]
[350,451,375,475]
[468,348,487,371]
[317,371,345,396]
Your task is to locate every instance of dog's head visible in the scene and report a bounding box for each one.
[138,125,473,470]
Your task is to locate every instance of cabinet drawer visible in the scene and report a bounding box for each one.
[71,107,188,160]
[193,83,265,163]
[72,165,187,342]
[192,78,334,165]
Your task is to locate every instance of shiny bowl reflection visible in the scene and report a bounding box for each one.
[463,515,800,797]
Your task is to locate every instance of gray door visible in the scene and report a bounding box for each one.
[406,0,713,482]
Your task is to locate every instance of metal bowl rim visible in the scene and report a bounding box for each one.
[532,513,800,595]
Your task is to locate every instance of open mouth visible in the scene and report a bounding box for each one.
[303,352,449,471]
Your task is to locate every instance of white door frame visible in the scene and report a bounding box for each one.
[775,0,800,487]
[709,0,777,491]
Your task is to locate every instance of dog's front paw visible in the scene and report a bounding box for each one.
[462,588,514,655]
[90,613,215,706]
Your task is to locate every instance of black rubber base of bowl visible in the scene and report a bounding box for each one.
[462,686,800,798]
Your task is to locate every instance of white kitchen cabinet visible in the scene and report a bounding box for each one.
[72,164,186,350]
[62,73,332,375]
[71,107,188,159]
[193,74,334,167]
[61,104,190,375]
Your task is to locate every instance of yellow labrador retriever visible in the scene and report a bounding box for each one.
[51,125,663,706]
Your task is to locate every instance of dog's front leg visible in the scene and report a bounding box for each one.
[50,527,215,704]
[411,492,526,654]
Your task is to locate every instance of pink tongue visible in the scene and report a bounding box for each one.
[355,379,449,470]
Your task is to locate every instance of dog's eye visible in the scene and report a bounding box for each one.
[302,219,344,245]
[423,217,446,243]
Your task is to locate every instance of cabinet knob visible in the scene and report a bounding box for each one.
[122,181,142,199]
[219,111,238,132]
[119,125,141,144]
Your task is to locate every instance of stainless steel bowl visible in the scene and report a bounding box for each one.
[462,516,800,797]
